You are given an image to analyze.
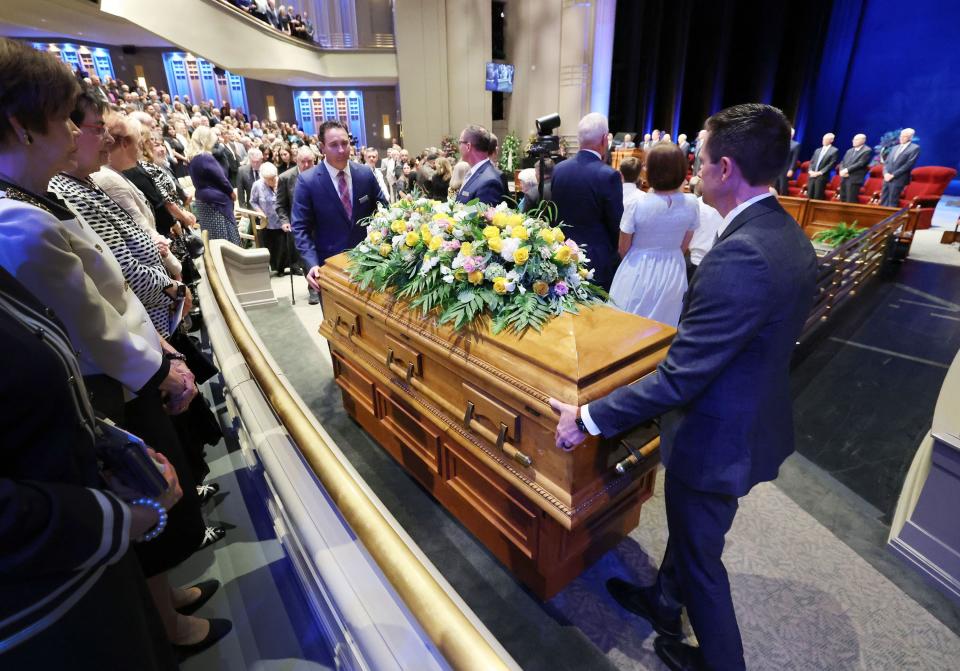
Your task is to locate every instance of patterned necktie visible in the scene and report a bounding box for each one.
[338,170,352,219]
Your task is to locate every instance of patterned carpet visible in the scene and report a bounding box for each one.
[551,469,960,670]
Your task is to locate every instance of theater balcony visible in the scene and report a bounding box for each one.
[99,0,398,87]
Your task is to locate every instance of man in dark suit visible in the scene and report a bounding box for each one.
[880,127,920,207]
[775,126,801,195]
[550,112,623,290]
[838,133,872,203]
[276,146,316,294]
[292,121,387,301]
[550,103,817,671]
[236,147,263,208]
[455,124,505,206]
[806,132,838,200]
[677,133,690,158]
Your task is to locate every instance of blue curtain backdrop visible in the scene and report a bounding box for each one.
[610,0,959,191]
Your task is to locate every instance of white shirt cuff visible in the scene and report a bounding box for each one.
[580,404,602,436]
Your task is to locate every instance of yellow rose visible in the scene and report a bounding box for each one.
[487,236,503,253]
[553,246,572,264]
[405,231,420,247]
[511,225,529,240]
[492,211,510,229]
[532,281,549,297]
[369,230,383,244]
[420,223,432,237]
[482,225,501,240]
[391,220,407,234]
[538,228,555,244]
[492,277,508,294]
[578,267,589,278]
[460,241,473,257]
[468,270,484,285]
[508,213,524,229]
[554,227,565,242]
[513,246,530,265]
[429,236,443,251]
[379,243,392,257]
[454,268,466,281]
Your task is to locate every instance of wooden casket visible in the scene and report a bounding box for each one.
[317,253,674,598]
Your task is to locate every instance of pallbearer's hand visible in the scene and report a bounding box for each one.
[548,397,586,452]
[306,265,322,291]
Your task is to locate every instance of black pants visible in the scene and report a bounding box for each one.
[653,471,745,671]
[881,178,908,207]
[807,174,829,200]
[839,177,865,203]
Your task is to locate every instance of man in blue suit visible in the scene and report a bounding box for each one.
[454,124,505,206]
[292,120,387,302]
[549,113,623,290]
[550,104,817,671]
[880,127,920,207]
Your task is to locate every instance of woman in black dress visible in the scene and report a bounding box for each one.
[163,122,189,179]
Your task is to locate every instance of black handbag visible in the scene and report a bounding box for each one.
[95,418,168,498]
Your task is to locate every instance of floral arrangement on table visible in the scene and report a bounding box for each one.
[440,135,460,162]
[345,197,606,334]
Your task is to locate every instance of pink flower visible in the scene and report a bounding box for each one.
[463,257,477,273]
[553,281,569,296]
[484,208,497,222]
[442,240,461,252]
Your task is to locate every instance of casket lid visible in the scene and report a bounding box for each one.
[320,254,675,403]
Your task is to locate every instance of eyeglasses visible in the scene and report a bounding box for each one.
[79,122,109,137]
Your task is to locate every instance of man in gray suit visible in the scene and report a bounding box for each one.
[806,132,839,200]
[236,147,263,208]
[880,128,920,207]
[550,103,817,671]
[838,133,872,203]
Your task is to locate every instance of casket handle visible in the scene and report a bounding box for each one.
[406,362,415,384]
[496,423,508,451]
[386,348,394,367]
[463,401,475,428]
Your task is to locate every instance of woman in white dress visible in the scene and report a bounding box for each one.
[609,143,698,326]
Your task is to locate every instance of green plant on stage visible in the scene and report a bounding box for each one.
[813,221,864,247]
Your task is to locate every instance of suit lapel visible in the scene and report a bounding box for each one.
[460,162,485,197]
[719,196,783,242]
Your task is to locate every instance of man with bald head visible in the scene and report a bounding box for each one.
[838,134,872,203]
[806,132,838,200]
[880,128,920,207]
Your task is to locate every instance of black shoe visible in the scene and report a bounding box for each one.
[173,618,232,661]
[196,482,220,506]
[308,288,320,305]
[654,636,706,671]
[198,525,226,550]
[175,579,220,616]
[606,578,683,639]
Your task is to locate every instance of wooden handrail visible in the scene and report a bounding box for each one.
[201,233,513,671]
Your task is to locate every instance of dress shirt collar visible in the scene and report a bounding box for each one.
[622,182,639,197]
[462,158,490,189]
[323,159,352,191]
[718,192,775,238]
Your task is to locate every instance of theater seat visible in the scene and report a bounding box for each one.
[898,166,958,229]
[788,160,809,197]
[860,165,884,204]
[825,173,842,201]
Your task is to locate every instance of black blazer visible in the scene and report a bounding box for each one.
[809,145,839,174]
[884,143,920,183]
[840,146,872,182]
[589,197,817,496]
[275,165,299,228]
[549,150,623,290]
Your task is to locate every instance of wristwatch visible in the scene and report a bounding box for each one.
[575,412,588,435]
[174,282,187,299]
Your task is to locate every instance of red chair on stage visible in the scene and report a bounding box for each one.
[896,166,957,229]
[860,164,885,204]
[788,161,809,196]
[825,173,843,201]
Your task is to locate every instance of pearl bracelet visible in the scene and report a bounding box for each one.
[131,497,168,542]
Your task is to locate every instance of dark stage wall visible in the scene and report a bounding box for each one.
[609,0,959,190]
[809,0,960,183]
